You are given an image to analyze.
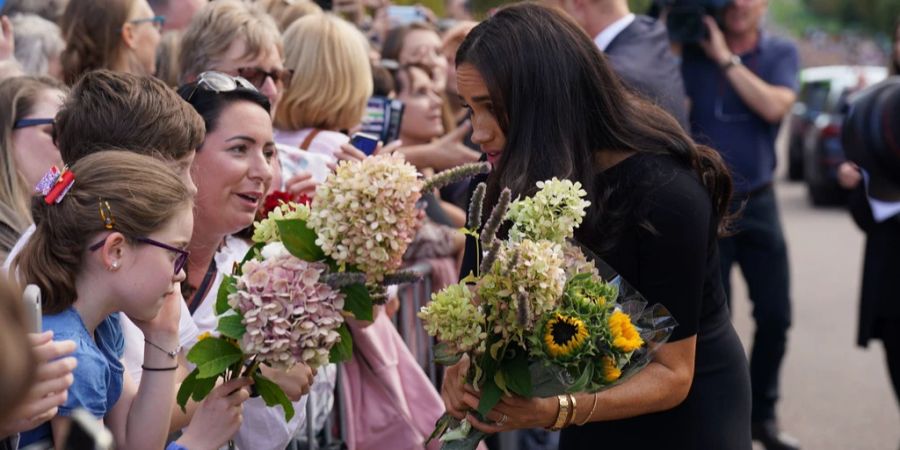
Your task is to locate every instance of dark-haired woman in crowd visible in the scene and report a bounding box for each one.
[441,4,752,449]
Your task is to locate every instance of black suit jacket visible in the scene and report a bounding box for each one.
[849,185,900,346]
[604,16,690,131]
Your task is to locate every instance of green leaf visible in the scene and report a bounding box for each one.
[277,219,325,262]
[176,368,200,412]
[252,372,295,421]
[341,283,373,321]
[568,364,593,393]
[191,373,217,402]
[217,314,246,340]
[503,348,533,397]
[215,275,237,316]
[425,413,455,445]
[186,337,243,379]
[476,377,503,417]
[493,369,507,393]
[433,342,463,366]
[329,323,353,363]
[240,242,265,268]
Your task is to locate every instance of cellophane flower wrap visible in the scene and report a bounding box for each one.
[178,157,491,421]
[419,178,678,448]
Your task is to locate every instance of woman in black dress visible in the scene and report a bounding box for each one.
[441,4,752,448]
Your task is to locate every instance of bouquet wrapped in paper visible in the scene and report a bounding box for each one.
[178,154,490,419]
[419,179,677,448]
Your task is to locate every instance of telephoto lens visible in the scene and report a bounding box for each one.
[843,77,900,199]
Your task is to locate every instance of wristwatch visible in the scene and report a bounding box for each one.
[720,53,742,71]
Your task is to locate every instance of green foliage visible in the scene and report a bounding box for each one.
[277,219,326,262]
[176,368,217,412]
[215,275,236,316]
[329,323,353,363]
[341,283,374,322]
[252,371,296,421]
[186,337,243,378]
[217,314,247,340]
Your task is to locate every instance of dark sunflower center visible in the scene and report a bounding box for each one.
[551,318,579,345]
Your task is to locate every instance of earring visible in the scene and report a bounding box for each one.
[109,261,120,271]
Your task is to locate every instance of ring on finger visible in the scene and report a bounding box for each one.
[495,413,508,427]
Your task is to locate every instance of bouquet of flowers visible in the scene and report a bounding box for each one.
[419,178,677,448]
[177,154,490,420]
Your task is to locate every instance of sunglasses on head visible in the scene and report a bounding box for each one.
[14,118,54,129]
[236,67,293,88]
[183,71,258,102]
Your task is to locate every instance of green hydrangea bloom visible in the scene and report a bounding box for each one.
[506,178,591,244]
[477,239,566,345]
[418,283,486,354]
[251,202,310,244]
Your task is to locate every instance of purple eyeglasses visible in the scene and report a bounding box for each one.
[89,235,189,275]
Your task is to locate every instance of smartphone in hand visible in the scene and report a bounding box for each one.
[22,284,42,333]
[350,133,380,156]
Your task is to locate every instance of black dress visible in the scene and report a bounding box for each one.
[557,153,752,449]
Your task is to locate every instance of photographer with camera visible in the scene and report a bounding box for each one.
[836,78,900,431]
[679,1,800,449]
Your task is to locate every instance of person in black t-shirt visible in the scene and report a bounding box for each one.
[445,4,752,448]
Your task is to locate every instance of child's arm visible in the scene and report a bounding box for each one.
[106,294,181,450]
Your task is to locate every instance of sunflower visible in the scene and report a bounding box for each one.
[601,356,622,383]
[543,313,590,358]
[609,310,644,352]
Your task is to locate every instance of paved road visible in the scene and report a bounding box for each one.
[729,180,900,450]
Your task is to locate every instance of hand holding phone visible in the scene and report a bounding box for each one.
[350,132,380,156]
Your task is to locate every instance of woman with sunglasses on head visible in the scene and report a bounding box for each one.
[60,0,163,85]
[177,71,316,450]
[442,4,752,449]
[13,151,253,450]
[0,75,66,260]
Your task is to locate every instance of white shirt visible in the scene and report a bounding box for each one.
[593,13,636,52]
[2,224,200,385]
[191,235,309,450]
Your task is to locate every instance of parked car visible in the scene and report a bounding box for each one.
[786,66,887,182]
[801,66,887,206]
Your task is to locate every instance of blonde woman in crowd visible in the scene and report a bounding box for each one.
[0,76,65,259]
[275,13,372,163]
[60,0,162,85]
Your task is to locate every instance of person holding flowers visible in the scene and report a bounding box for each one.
[177,71,315,450]
[441,4,752,449]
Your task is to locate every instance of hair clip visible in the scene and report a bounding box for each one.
[99,200,115,230]
[34,166,75,205]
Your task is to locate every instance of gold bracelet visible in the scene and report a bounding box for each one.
[576,393,599,426]
[548,394,571,430]
[563,393,577,428]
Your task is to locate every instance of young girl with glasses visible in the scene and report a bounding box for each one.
[13,151,251,450]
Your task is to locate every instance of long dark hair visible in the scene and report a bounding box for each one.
[456,3,733,247]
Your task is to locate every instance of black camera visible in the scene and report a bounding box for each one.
[660,0,733,43]
[842,77,900,198]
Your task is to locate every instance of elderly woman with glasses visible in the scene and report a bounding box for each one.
[0,75,66,260]
[60,0,164,85]
[176,71,316,450]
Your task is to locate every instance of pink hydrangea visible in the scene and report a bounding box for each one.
[308,154,422,281]
[228,253,345,370]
